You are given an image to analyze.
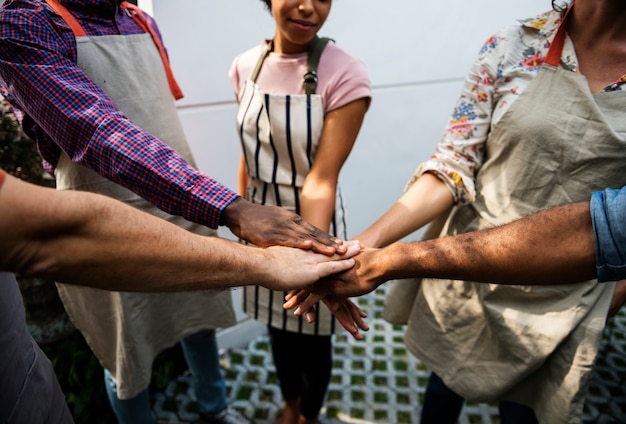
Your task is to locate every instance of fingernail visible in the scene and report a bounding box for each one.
[305,312,314,323]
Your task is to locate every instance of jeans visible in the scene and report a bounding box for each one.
[420,372,538,424]
[105,329,227,424]
[591,187,626,282]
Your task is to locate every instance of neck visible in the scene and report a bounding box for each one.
[271,36,311,55]
[568,0,626,42]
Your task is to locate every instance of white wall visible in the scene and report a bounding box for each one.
[149,0,547,240]
[146,0,548,345]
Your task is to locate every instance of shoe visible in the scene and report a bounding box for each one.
[199,408,254,424]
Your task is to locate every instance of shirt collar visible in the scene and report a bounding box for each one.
[518,9,563,41]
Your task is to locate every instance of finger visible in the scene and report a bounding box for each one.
[283,290,314,310]
[284,289,305,302]
[347,300,369,331]
[338,304,364,341]
[329,236,349,254]
[322,299,364,341]
[338,240,361,258]
[322,295,342,312]
[295,220,341,255]
[304,308,317,323]
[315,258,355,278]
[293,293,324,315]
[279,237,316,251]
[308,240,340,256]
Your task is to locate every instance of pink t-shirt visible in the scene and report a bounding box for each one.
[229,41,371,113]
[0,169,6,188]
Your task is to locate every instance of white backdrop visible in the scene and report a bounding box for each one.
[145,0,548,240]
[140,0,549,344]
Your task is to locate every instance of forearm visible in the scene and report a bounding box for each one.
[32,213,260,291]
[0,32,237,229]
[300,181,336,233]
[356,173,454,247]
[383,201,596,285]
[0,176,265,290]
[238,154,249,197]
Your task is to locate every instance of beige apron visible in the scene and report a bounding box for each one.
[237,44,345,335]
[48,2,235,399]
[389,13,626,424]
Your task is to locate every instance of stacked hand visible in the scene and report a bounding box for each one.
[283,246,386,340]
[222,198,347,255]
[223,199,386,340]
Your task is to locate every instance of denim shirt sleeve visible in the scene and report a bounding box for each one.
[590,187,626,282]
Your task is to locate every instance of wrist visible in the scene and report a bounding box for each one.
[219,196,243,228]
[384,242,423,281]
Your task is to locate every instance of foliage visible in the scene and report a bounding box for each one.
[0,99,53,186]
[41,332,115,424]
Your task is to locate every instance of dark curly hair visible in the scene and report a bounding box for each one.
[260,0,271,11]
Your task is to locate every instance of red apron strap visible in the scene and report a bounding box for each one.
[44,0,87,37]
[120,2,184,100]
[545,4,574,67]
[0,168,7,188]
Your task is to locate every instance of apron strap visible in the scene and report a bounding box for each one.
[250,39,274,83]
[545,3,574,67]
[44,0,86,36]
[249,37,334,95]
[120,2,184,100]
[44,0,183,100]
[303,36,333,95]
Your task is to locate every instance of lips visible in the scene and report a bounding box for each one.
[290,19,316,31]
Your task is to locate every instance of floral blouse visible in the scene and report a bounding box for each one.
[413,9,626,205]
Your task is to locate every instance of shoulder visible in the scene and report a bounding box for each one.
[0,0,65,24]
[231,42,269,72]
[317,41,371,111]
[229,42,268,95]
[319,41,368,77]
[474,9,558,72]
[1,0,47,12]
[0,0,75,56]
[0,0,57,27]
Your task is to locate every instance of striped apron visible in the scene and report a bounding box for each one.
[236,49,346,336]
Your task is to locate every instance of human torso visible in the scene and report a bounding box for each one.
[231,41,370,334]
[415,9,626,205]
[40,0,235,399]
[404,9,626,423]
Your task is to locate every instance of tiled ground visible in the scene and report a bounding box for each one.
[153,286,626,424]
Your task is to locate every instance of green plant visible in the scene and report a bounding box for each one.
[41,332,115,424]
[0,99,53,187]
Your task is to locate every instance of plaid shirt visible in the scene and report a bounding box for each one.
[0,0,238,229]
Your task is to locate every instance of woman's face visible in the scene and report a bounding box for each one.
[271,0,332,54]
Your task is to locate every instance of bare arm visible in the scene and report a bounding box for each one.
[237,153,249,197]
[298,98,370,337]
[300,98,368,231]
[0,174,357,292]
[286,201,596,311]
[332,201,596,298]
[355,172,454,248]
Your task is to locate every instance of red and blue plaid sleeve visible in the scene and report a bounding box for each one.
[0,0,238,228]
